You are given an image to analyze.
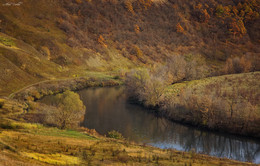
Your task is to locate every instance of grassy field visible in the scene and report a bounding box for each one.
[160,72,260,137]
[165,72,260,96]
[0,119,256,166]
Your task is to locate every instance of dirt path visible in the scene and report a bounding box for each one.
[8,78,71,99]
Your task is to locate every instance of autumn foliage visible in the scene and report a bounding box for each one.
[176,23,184,34]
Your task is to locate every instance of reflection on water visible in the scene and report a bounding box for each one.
[45,86,260,163]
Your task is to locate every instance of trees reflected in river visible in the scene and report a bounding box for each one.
[77,87,259,163]
[149,118,260,163]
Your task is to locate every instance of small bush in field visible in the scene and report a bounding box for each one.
[107,130,124,139]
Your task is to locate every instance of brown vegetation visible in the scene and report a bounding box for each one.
[126,54,209,107]
[126,64,260,137]
[126,68,166,106]
[168,77,260,136]
[0,0,259,97]
[0,78,255,165]
[222,54,260,74]
[0,127,253,166]
[1,0,259,67]
[10,75,122,102]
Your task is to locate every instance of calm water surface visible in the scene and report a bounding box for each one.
[78,87,260,163]
[43,86,260,163]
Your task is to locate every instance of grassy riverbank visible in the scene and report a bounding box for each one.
[9,72,123,101]
[0,73,257,165]
[0,120,256,166]
[126,71,260,138]
[161,72,260,137]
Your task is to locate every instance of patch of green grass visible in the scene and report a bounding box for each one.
[85,71,114,79]
[0,37,15,47]
[13,121,43,129]
[32,127,96,140]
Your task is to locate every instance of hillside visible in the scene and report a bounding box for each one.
[162,72,260,137]
[0,0,260,95]
[0,122,254,166]
[0,1,260,164]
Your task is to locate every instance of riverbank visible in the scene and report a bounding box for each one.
[126,71,260,138]
[160,72,260,138]
[9,73,122,101]
[7,71,260,139]
[0,72,258,165]
[1,121,256,166]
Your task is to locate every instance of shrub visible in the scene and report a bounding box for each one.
[107,130,124,139]
[125,68,166,107]
[164,54,207,83]
[98,35,107,48]
[45,91,85,129]
[215,5,224,17]
[117,153,129,163]
[223,55,252,74]
[164,55,187,83]
[58,20,75,33]
[126,54,208,107]
[113,75,120,80]
[0,121,23,130]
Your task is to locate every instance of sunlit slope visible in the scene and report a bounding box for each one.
[0,120,254,166]
[0,0,134,96]
[0,33,63,96]
[1,0,259,65]
[0,0,259,95]
[163,72,260,137]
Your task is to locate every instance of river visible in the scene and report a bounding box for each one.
[42,86,260,163]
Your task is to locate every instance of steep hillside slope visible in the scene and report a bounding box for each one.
[0,33,62,95]
[0,0,259,95]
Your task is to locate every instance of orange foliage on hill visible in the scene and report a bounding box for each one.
[98,35,107,48]
[176,23,184,34]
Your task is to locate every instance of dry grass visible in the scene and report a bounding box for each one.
[161,72,260,137]
[164,72,260,101]
[0,126,254,166]
[0,98,255,165]
[22,152,79,165]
